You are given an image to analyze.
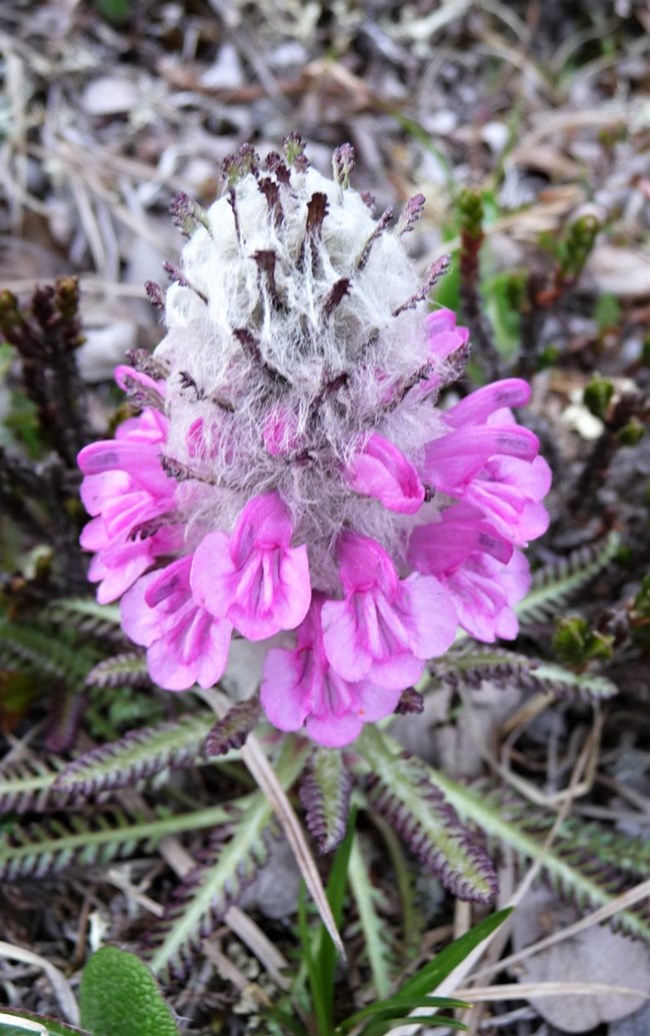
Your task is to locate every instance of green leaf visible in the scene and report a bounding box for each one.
[425,770,650,943]
[148,739,308,977]
[0,1009,90,1036]
[55,713,223,796]
[0,755,67,814]
[299,808,357,1036]
[362,1015,467,1036]
[358,727,497,903]
[43,599,122,641]
[80,946,180,1036]
[529,661,617,700]
[300,747,352,853]
[0,621,95,683]
[516,533,620,627]
[348,835,393,998]
[398,909,512,998]
[0,802,230,881]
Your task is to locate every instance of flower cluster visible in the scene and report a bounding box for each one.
[78,139,551,748]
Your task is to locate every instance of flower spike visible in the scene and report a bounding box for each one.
[78,140,550,746]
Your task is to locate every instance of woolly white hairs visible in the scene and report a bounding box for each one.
[150,140,454,593]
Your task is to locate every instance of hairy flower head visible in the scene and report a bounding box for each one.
[78,139,550,747]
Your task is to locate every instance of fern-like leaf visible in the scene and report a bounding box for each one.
[0,619,95,682]
[0,755,69,814]
[430,647,541,690]
[203,696,261,756]
[527,661,617,700]
[147,739,306,978]
[299,746,352,853]
[0,802,230,881]
[358,727,498,903]
[430,648,617,701]
[54,714,223,796]
[43,597,124,641]
[86,652,151,688]
[427,769,650,942]
[517,532,620,627]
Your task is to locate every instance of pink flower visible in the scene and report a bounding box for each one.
[444,379,532,428]
[425,383,551,551]
[408,504,529,641]
[261,595,402,747]
[321,532,457,689]
[121,555,232,691]
[421,378,549,546]
[78,409,178,603]
[462,454,551,547]
[410,309,470,400]
[77,144,552,743]
[346,433,425,514]
[426,308,470,360]
[191,492,311,640]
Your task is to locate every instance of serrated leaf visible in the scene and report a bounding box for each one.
[54,713,222,796]
[0,621,95,682]
[425,767,650,943]
[0,756,68,814]
[430,647,541,690]
[85,652,151,689]
[80,946,180,1036]
[0,802,230,881]
[43,598,123,641]
[300,747,352,853]
[517,533,620,627]
[358,727,497,904]
[204,696,261,755]
[148,739,307,977]
[528,661,617,700]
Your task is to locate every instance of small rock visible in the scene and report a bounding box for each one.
[82,76,140,116]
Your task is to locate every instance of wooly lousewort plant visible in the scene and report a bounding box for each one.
[77,138,551,743]
[1,139,649,1016]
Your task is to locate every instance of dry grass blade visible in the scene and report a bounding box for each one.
[454,982,650,1003]
[0,940,79,1024]
[471,878,650,984]
[196,687,344,957]
[121,787,292,988]
[241,731,345,958]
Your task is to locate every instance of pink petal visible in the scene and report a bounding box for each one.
[408,506,513,575]
[191,504,312,640]
[90,542,155,604]
[77,441,172,496]
[228,544,311,640]
[146,607,231,690]
[320,597,373,682]
[445,379,531,428]
[229,492,293,563]
[351,680,404,723]
[346,433,425,514]
[190,531,235,618]
[114,365,166,398]
[305,707,365,748]
[423,425,539,487]
[121,571,166,647]
[336,532,399,597]
[260,646,312,731]
[396,575,458,659]
[80,471,130,516]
